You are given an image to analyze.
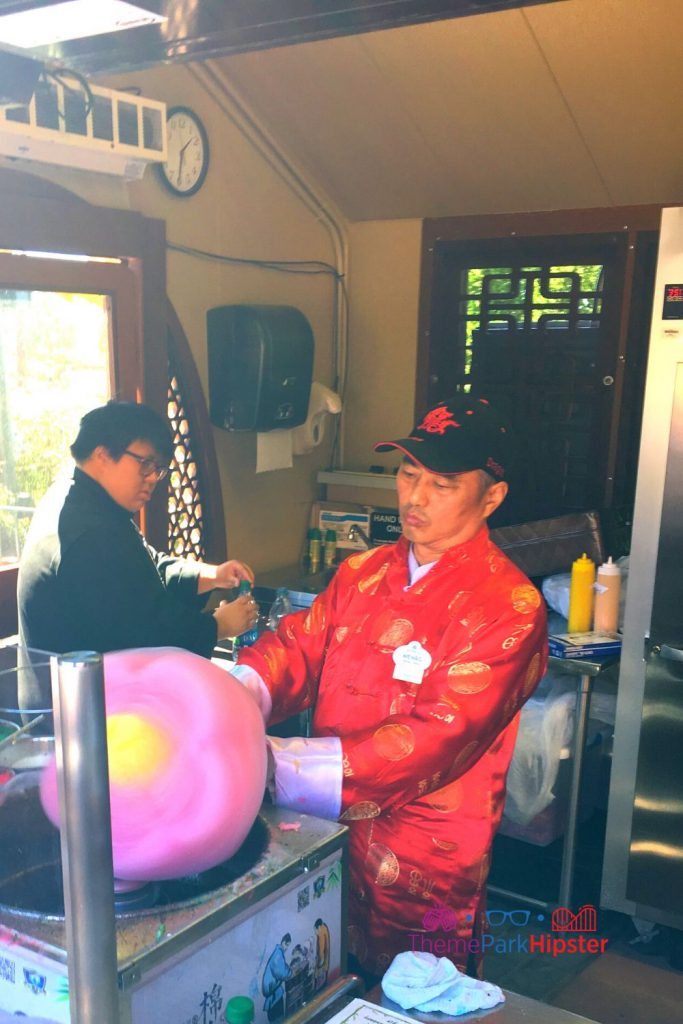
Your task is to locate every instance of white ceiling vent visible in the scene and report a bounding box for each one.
[0,78,166,178]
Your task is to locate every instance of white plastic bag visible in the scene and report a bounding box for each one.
[503,672,575,826]
[542,572,571,619]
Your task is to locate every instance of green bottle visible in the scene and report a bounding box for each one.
[307,527,322,573]
[225,995,255,1024]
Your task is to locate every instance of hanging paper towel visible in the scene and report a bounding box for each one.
[256,382,341,472]
[292,381,342,455]
[256,429,294,473]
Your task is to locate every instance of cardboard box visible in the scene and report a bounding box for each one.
[317,506,371,552]
[311,500,372,553]
[548,631,622,659]
[311,501,401,554]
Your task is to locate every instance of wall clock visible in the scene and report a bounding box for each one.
[156,106,209,197]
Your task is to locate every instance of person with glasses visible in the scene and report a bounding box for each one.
[17,400,258,710]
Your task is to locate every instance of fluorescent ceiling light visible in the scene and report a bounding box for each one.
[0,249,122,263]
[0,1,166,49]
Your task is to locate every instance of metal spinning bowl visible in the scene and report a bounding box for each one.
[0,780,270,923]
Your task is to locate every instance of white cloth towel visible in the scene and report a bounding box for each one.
[381,951,504,1016]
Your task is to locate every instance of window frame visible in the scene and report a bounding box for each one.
[0,167,170,637]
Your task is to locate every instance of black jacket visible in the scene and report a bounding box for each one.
[17,468,217,669]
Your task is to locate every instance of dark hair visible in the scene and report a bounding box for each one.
[70,401,173,464]
[477,469,499,494]
[282,933,291,945]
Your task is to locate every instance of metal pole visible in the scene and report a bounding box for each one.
[558,671,593,909]
[51,651,119,1024]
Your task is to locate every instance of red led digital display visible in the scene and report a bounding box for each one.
[663,284,683,320]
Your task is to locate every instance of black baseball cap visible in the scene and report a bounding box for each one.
[373,394,512,480]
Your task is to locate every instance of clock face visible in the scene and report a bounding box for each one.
[157,106,209,197]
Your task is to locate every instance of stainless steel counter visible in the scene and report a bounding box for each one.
[281,980,600,1024]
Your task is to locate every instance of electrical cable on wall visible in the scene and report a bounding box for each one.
[167,241,339,276]
[43,66,95,119]
[167,239,348,469]
[186,62,349,468]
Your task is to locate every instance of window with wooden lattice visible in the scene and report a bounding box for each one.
[167,371,205,560]
[420,217,659,544]
[155,299,226,568]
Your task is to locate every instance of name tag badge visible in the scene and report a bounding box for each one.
[392,641,432,685]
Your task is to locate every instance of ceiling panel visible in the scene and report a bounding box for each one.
[348,12,610,215]
[217,6,611,219]
[207,0,683,219]
[526,0,683,207]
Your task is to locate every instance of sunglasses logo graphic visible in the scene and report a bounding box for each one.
[486,909,531,928]
[420,905,539,932]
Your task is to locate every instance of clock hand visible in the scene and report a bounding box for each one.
[177,139,193,185]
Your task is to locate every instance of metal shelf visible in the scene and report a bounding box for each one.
[317,470,396,490]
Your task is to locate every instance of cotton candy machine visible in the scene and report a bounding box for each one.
[0,647,348,1024]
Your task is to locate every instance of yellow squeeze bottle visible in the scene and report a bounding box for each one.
[567,553,595,633]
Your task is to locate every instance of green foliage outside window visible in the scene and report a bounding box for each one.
[0,290,110,561]
[461,264,604,377]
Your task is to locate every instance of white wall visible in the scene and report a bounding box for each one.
[344,218,423,470]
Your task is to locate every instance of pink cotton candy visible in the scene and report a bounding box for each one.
[40,647,267,881]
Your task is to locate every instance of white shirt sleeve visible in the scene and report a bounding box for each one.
[266,735,342,820]
[229,662,273,720]
[230,664,342,819]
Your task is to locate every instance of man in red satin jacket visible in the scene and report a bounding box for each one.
[234,395,548,980]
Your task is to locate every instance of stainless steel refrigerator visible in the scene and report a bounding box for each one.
[602,206,683,930]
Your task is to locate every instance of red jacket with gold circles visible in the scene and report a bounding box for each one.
[239,528,548,975]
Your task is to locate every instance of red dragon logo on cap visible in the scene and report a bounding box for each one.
[418,405,459,435]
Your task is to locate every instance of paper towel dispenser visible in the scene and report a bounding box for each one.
[207,304,314,431]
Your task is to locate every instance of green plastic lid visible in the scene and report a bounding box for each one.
[325,529,337,541]
[225,996,255,1024]
[238,579,252,594]
[307,527,322,538]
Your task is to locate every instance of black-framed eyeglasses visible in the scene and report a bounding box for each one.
[123,450,169,481]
